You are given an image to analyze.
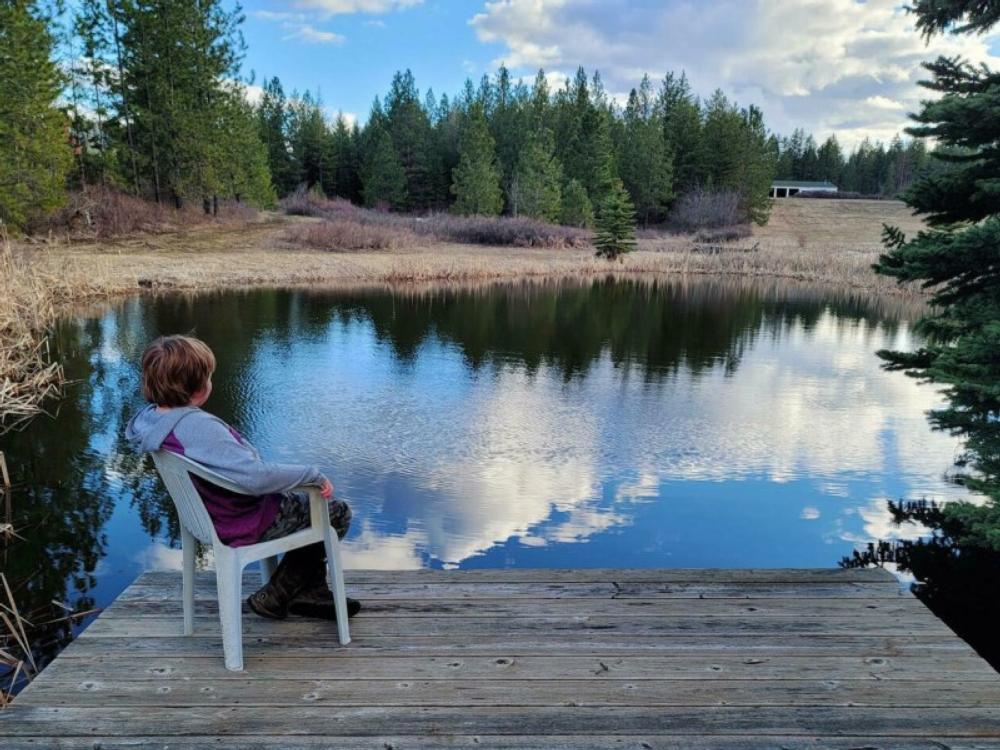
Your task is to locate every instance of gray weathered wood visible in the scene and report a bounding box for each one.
[30,653,1000,682]
[60,632,978,656]
[100,595,932,619]
[22,677,1000,708]
[79,613,953,638]
[3,567,996,746]
[119,578,906,601]
[4,705,1000,736]
[135,568,900,584]
[7,737,1000,750]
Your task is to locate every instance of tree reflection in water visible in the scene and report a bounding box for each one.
[842,501,1000,671]
[0,277,937,690]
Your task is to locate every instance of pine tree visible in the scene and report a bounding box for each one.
[287,92,329,192]
[112,0,268,208]
[215,88,275,206]
[700,92,775,225]
[330,113,361,201]
[451,103,503,216]
[560,178,593,228]
[362,125,406,209]
[817,135,844,184]
[593,178,637,260]
[0,0,72,231]
[257,77,297,196]
[658,72,704,192]
[619,76,672,224]
[510,129,562,221]
[385,70,434,210]
[875,1,1000,547]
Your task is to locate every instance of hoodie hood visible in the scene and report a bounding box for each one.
[125,404,201,453]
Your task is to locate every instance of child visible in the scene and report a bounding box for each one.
[125,334,360,621]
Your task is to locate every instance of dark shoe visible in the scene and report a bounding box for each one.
[246,548,319,620]
[289,583,362,621]
[247,585,289,620]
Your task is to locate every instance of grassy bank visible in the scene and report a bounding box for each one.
[1,231,66,431]
[0,198,925,426]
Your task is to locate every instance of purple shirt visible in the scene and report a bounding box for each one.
[126,404,325,549]
[163,429,283,547]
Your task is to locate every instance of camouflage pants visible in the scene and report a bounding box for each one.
[253,493,351,592]
[259,491,352,543]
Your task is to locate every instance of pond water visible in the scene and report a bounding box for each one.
[0,277,978,675]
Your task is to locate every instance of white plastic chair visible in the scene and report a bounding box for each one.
[150,450,351,671]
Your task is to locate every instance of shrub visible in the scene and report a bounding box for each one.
[694,224,752,243]
[281,190,589,249]
[669,188,742,230]
[285,219,415,251]
[417,213,588,248]
[36,186,259,239]
[792,190,886,200]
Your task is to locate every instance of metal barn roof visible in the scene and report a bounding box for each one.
[771,180,838,189]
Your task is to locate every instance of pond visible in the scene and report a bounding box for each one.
[0,277,979,677]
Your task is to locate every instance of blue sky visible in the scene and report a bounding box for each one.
[242,1,501,121]
[238,0,1000,148]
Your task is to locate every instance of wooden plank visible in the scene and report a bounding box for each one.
[21,677,1000,708]
[118,579,906,601]
[133,568,900,584]
[99,596,933,619]
[78,614,954,638]
[61,633,979,657]
[4,705,1000,737]
[31,653,1000,682]
[7,736,1000,750]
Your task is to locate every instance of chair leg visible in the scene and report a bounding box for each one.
[216,554,245,671]
[322,525,351,646]
[181,527,195,636]
[259,555,278,586]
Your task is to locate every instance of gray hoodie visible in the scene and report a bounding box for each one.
[126,405,326,546]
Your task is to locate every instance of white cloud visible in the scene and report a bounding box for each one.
[243,83,265,106]
[470,0,1000,148]
[295,0,423,15]
[284,24,346,44]
[252,10,308,23]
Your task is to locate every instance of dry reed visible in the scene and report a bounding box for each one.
[0,226,65,432]
[0,573,34,708]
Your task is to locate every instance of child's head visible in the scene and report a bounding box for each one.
[141,335,216,408]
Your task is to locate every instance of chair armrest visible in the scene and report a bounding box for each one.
[291,485,329,531]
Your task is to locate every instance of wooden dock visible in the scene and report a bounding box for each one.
[3,567,1000,748]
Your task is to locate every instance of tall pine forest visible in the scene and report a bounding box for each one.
[1,0,949,235]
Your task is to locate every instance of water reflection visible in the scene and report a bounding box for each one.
[0,277,975,674]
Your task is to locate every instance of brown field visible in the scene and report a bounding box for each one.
[1,198,926,425]
[20,198,925,297]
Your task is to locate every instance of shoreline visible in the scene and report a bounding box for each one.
[24,214,923,308]
[2,199,927,427]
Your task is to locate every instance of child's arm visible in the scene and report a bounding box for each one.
[172,412,327,495]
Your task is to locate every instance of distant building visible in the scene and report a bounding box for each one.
[770,180,838,198]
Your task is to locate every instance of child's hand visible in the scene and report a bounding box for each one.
[320,478,334,500]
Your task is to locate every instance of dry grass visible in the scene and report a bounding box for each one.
[0,225,118,431]
[0,227,64,432]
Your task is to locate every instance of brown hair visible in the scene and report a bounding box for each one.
[140,335,216,407]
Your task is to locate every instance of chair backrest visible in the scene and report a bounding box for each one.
[150,450,250,545]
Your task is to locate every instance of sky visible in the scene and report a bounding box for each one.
[239,0,1000,149]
